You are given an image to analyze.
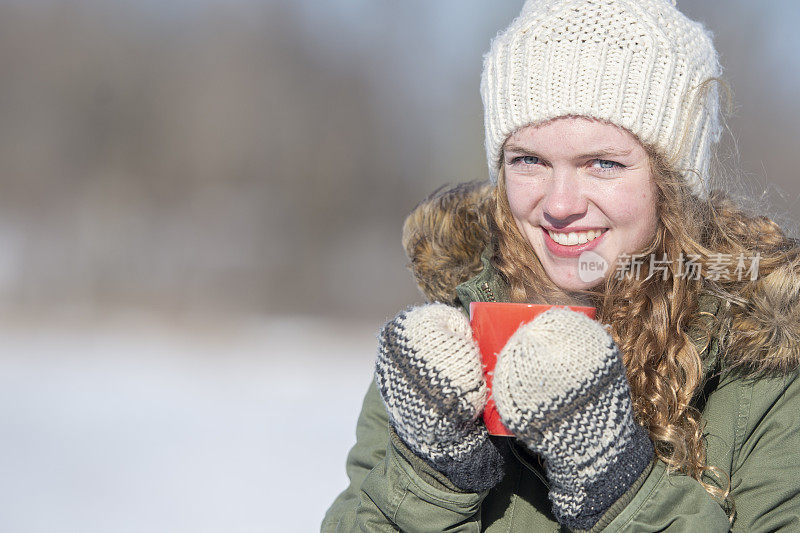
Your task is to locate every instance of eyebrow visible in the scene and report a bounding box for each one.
[503,143,634,159]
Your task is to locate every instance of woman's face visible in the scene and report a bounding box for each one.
[503,116,658,291]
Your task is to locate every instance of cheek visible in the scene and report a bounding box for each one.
[639,183,658,223]
[623,186,658,239]
[595,179,658,246]
[504,178,540,219]
[605,175,656,216]
[504,183,532,238]
[622,192,654,219]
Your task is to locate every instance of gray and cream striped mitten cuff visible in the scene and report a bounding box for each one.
[375,304,504,492]
[494,308,654,530]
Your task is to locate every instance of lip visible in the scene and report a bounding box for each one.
[542,225,607,233]
[542,227,607,258]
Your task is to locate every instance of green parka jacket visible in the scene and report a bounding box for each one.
[322,182,800,532]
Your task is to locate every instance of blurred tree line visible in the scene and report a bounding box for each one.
[0,0,796,318]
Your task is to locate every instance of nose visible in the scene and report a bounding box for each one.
[542,166,588,225]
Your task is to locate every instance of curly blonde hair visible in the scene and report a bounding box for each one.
[491,149,800,510]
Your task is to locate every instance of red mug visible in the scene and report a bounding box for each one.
[469,302,597,436]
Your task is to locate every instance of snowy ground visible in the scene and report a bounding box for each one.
[0,313,381,533]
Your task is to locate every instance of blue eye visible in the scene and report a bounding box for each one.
[509,155,540,166]
[593,159,623,171]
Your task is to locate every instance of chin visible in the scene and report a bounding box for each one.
[547,269,604,292]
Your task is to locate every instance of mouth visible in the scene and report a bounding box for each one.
[541,227,608,258]
[545,228,607,246]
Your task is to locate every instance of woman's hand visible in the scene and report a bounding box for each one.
[375,303,504,492]
[493,308,654,530]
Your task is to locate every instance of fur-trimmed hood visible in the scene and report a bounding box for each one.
[401,181,800,376]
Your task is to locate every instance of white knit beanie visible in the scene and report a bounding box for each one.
[481,0,722,196]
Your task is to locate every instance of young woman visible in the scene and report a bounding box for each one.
[323,1,800,531]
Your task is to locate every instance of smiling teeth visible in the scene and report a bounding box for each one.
[547,229,604,246]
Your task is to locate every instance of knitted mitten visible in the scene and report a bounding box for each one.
[375,303,504,492]
[493,308,653,530]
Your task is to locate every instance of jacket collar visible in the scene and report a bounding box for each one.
[455,244,508,313]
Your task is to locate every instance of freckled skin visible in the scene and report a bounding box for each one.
[503,116,659,291]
